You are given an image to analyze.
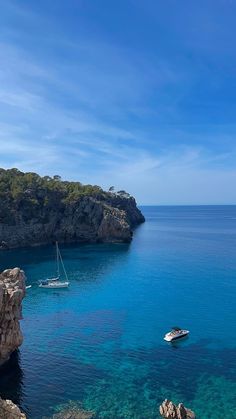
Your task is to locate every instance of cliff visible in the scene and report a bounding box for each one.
[0,268,26,365]
[0,168,144,249]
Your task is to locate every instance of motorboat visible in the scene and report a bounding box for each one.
[39,242,70,289]
[164,327,189,342]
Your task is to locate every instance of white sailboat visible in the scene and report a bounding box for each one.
[39,242,70,289]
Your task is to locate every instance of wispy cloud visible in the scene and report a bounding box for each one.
[0,0,236,203]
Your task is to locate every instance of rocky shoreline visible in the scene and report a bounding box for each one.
[0,203,141,250]
[0,195,144,249]
[0,397,197,419]
[0,398,26,419]
[0,267,197,418]
[159,399,196,418]
[0,169,145,250]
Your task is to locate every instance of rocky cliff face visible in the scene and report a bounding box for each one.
[0,398,26,419]
[0,168,144,249]
[0,268,25,365]
[0,193,144,250]
[159,399,196,418]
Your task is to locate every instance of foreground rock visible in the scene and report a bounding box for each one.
[159,399,196,418]
[0,268,26,364]
[0,168,145,248]
[0,398,26,419]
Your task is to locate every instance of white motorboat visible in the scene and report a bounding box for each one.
[39,242,70,289]
[164,327,189,342]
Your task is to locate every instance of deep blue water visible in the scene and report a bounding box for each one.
[0,206,235,418]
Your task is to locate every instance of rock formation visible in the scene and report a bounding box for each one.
[0,268,25,365]
[159,399,196,418]
[0,168,145,248]
[0,397,26,419]
[0,195,144,248]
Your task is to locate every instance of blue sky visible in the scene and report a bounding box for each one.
[0,0,236,204]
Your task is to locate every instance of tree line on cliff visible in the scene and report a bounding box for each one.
[0,168,131,225]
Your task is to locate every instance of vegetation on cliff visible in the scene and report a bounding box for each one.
[0,168,109,224]
[0,168,144,247]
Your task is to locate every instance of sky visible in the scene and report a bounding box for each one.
[0,0,236,205]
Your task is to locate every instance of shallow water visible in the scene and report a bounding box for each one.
[0,206,235,418]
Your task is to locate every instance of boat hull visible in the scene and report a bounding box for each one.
[39,282,69,289]
[164,330,189,342]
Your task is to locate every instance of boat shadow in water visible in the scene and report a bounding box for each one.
[168,335,190,349]
[0,351,28,415]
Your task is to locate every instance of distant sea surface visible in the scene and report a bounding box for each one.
[0,206,235,419]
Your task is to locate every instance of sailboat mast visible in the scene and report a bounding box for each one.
[56,241,60,277]
[58,247,69,282]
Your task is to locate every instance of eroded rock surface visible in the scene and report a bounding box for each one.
[0,268,25,364]
[0,397,26,419]
[159,399,196,418]
[0,168,144,248]
[0,195,144,248]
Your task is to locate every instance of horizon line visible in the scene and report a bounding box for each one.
[138,203,236,207]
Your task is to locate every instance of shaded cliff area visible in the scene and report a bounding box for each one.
[0,168,144,249]
[0,268,25,365]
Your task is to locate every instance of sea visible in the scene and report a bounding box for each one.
[0,206,235,419]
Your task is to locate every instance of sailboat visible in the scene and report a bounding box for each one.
[39,242,70,288]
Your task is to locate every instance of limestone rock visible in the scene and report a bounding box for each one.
[97,206,131,242]
[0,195,144,248]
[0,397,26,418]
[0,268,25,364]
[159,399,196,418]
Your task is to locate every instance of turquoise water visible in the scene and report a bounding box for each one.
[0,206,235,418]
